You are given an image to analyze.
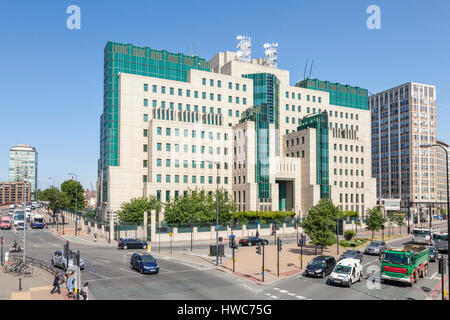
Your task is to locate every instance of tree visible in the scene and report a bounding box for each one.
[366,206,386,239]
[40,187,70,214]
[118,196,162,224]
[392,213,405,235]
[301,198,340,248]
[164,188,237,224]
[60,180,86,211]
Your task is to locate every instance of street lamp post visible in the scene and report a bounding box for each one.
[420,143,450,300]
[206,160,220,267]
[68,173,78,236]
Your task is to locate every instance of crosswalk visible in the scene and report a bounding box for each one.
[266,287,312,300]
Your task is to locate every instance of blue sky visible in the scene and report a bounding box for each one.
[0,0,449,190]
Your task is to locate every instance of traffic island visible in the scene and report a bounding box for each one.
[218,242,341,284]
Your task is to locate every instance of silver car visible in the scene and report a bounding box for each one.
[51,249,85,270]
[364,241,388,255]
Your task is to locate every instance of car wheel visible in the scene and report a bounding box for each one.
[51,260,55,267]
[140,267,144,274]
[424,265,428,277]
[359,273,363,282]
[130,263,134,270]
[143,245,147,249]
[62,264,66,271]
[123,245,128,250]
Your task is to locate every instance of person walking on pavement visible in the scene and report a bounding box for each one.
[50,273,62,294]
[80,282,89,300]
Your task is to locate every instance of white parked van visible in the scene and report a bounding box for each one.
[13,210,25,228]
[412,228,433,245]
[328,258,363,287]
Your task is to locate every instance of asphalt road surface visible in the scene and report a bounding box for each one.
[1,210,447,300]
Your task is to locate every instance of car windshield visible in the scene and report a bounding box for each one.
[33,218,43,223]
[382,252,410,265]
[334,265,352,274]
[310,259,325,266]
[413,230,430,236]
[15,214,24,221]
[429,247,435,253]
[141,255,156,263]
[344,250,356,255]
[433,234,448,242]
[369,242,381,247]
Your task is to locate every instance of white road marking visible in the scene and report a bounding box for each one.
[86,270,108,279]
[287,293,296,296]
[119,268,139,274]
[265,293,271,296]
[270,295,278,299]
[273,287,280,290]
[279,290,288,293]
[83,274,142,282]
[431,272,438,279]
[296,295,307,299]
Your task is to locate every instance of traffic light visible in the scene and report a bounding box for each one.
[256,242,262,255]
[439,257,447,274]
[277,238,283,252]
[74,252,80,267]
[64,242,69,258]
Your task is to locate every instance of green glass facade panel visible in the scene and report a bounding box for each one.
[240,73,280,202]
[296,78,368,110]
[297,112,330,199]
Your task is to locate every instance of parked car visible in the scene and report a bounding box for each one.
[8,210,13,216]
[0,216,12,230]
[328,258,363,287]
[339,249,363,261]
[305,256,336,278]
[429,246,440,262]
[51,249,85,270]
[118,238,148,250]
[238,237,269,246]
[364,241,389,255]
[130,253,159,274]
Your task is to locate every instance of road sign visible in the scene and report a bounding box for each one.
[169,232,173,237]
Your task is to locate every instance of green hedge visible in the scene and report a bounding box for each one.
[231,211,295,224]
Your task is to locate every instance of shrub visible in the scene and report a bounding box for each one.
[344,230,356,241]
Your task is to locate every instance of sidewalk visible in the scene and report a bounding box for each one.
[0,265,72,300]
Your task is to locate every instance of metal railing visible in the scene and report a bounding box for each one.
[9,254,60,276]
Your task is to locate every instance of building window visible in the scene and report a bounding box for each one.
[144,144,149,152]
[144,99,148,107]
[156,158,161,167]
[183,175,188,183]
[218,80,221,88]
[202,78,206,85]
[156,174,161,183]
[175,159,179,167]
[161,86,166,94]
[170,87,174,95]
[144,84,148,91]
[175,175,179,183]
[143,175,147,183]
[152,85,157,93]
[143,160,148,168]
[155,143,160,151]
[166,159,170,167]
[143,129,148,137]
[166,175,170,183]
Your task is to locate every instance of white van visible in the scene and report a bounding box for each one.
[412,228,433,244]
[328,258,363,287]
[13,210,25,228]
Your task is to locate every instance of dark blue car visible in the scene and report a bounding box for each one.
[130,253,159,274]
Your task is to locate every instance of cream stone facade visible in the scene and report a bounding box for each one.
[101,42,376,220]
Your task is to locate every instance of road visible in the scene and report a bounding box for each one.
[1,208,447,300]
[259,234,448,301]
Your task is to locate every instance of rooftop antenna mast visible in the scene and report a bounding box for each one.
[303,58,309,80]
[186,38,191,56]
[236,35,251,62]
[264,42,279,68]
[308,59,314,79]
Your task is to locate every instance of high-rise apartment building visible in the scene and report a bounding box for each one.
[97,41,376,219]
[370,82,437,212]
[9,144,38,201]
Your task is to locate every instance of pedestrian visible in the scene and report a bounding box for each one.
[50,273,61,294]
[80,282,89,300]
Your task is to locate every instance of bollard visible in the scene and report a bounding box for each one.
[19,277,22,291]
